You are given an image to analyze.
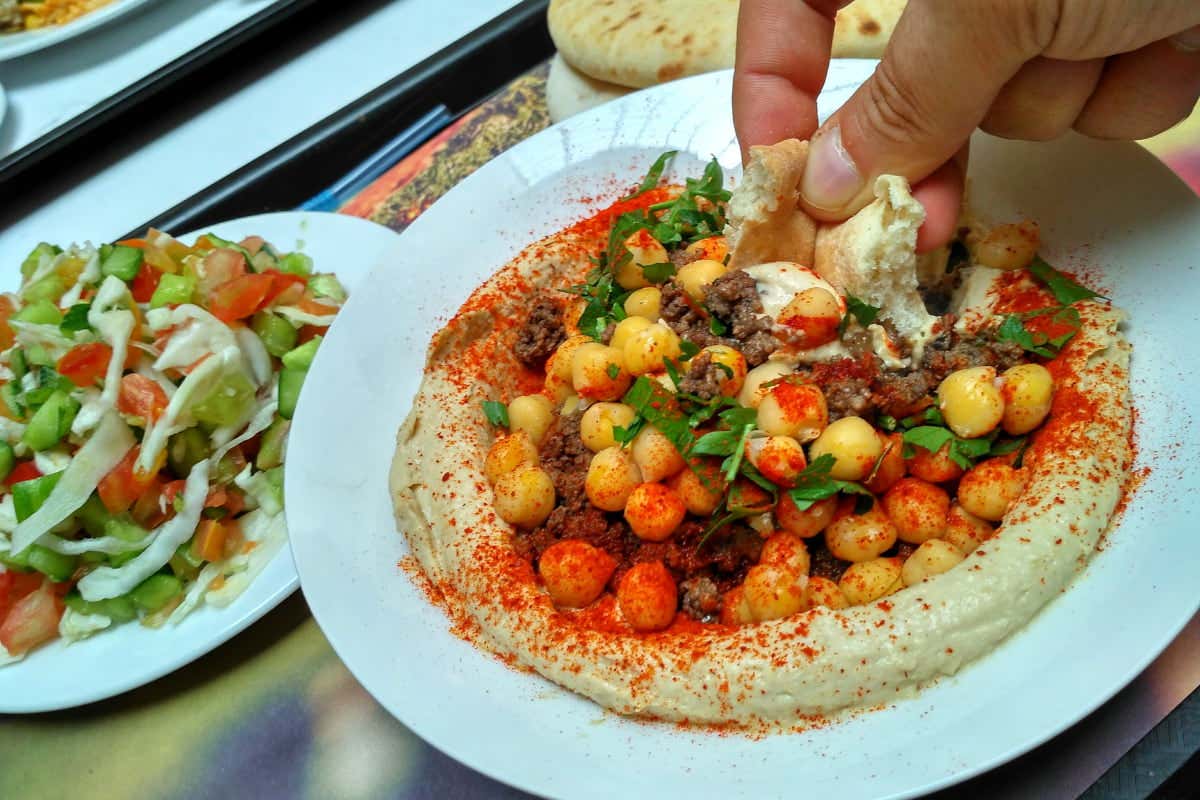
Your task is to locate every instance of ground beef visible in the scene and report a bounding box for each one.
[680,575,722,621]
[920,322,1025,379]
[677,351,725,400]
[513,295,565,369]
[703,271,779,365]
[669,248,702,269]
[808,538,848,582]
[536,412,592,508]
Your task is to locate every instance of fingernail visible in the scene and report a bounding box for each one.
[1170,25,1200,53]
[801,125,864,211]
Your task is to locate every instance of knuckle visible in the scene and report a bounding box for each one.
[860,60,941,146]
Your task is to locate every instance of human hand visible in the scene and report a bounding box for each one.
[733,0,1200,251]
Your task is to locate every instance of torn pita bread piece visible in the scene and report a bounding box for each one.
[725,140,817,270]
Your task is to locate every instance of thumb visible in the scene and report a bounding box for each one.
[799,1,1034,220]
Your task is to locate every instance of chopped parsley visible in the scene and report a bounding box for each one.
[786,454,873,511]
[481,401,509,428]
[839,293,880,334]
[641,262,676,283]
[995,256,1105,358]
[901,423,1025,470]
[605,363,621,380]
[620,150,677,202]
[59,303,92,333]
[1028,256,1107,306]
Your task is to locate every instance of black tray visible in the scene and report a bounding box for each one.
[0,0,319,183]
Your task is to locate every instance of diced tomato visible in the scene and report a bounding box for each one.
[260,271,307,308]
[296,324,328,345]
[209,273,275,323]
[57,343,113,387]
[0,294,17,352]
[115,238,146,248]
[7,461,41,486]
[117,374,168,423]
[181,353,212,375]
[131,474,169,527]
[222,518,246,559]
[295,294,339,317]
[239,236,265,255]
[98,447,158,514]
[161,479,187,507]
[129,262,163,304]
[191,519,228,563]
[201,248,248,286]
[0,570,43,622]
[0,581,63,655]
[203,485,246,515]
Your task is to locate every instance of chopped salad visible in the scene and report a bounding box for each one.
[0,230,345,663]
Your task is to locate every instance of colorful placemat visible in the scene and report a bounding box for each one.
[1,61,1197,800]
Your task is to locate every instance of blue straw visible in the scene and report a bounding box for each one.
[299,105,454,212]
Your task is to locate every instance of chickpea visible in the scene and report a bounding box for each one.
[579,402,636,452]
[668,460,724,515]
[507,394,554,446]
[942,502,995,555]
[493,465,556,528]
[901,539,965,586]
[698,345,747,397]
[561,393,582,415]
[906,440,964,483]
[938,367,1005,439]
[623,287,662,321]
[738,361,793,408]
[838,557,904,606]
[825,501,898,562]
[538,540,617,608]
[631,424,686,482]
[572,342,632,401]
[585,447,643,511]
[778,287,842,348]
[623,324,682,376]
[758,382,828,442]
[743,564,808,622]
[957,458,1025,522]
[609,315,653,351]
[719,586,754,625]
[624,483,687,542]
[543,334,591,403]
[808,416,884,481]
[684,235,728,263]
[865,432,906,494]
[617,561,678,632]
[616,229,669,290]
[972,220,1040,271]
[676,259,728,302]
[1001,363,1054,435]
[882,477,950,545]
[747,435,807,488]
[759,531,811,575]
[484,430,538,485]
[775,494,837,538]
[807,576,849,610]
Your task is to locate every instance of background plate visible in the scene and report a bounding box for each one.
[0,0,160,61]
[287,62,1200,799]
[0,211,400,713]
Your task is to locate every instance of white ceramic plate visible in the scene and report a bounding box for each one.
[0,0,159,61]
[287,62,1200,799]
[0,211,400,713]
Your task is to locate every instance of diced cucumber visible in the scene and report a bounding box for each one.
[26,545,75,583]
[25,346,54,368]
[76,493,111,537]
[22,391,80,451]
[149,273,196,309]
[9,349,27,382]
[251,312,297,358]
[250,246,279,273]
[167,427,211,479]
[103,514,148,543]
[277,252,313,276]
[0,549,29,570]
[169,542,203,581]
[108,549,140,567]
[0,384,24,421]
[255,416,290,470]
[0,442,15,484]
[277,368,306,420]
[21,275,65,305]
[130,574,183,613]
[13,300,63,326]
[281,337,320,371]
[192,371,256,428]
[12,471,63,522]
[20,243,61,281]
[64,591,138,622]
[308,274,347,303]
[100,244,144,281]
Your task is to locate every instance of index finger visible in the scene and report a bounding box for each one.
[732,0,848,161]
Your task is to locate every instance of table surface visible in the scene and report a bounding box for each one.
[1,4,1199,798]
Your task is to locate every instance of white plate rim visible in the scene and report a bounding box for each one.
[0,0,161,61]
[287,63,1200,799]
[0,211,401,713]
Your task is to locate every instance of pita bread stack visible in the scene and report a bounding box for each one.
[546,0,906,122]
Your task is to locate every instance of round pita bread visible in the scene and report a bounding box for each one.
[547,52,632,124]
[548,0,905,90]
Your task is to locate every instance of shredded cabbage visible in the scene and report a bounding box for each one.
[0,417,26,446]
[205,510,286,607]
[88,276,137,412]
[213,398,277,458]
[58,247,101,308]
[167,562,222,625]
[39,530,152,555]
[70,387,106,436]
[234,466,282,516]
[136,347,237,476]
[58,608,111,642]
[235,326,272,387]
[0,496,16,536]
[34,448,71,475]
[10,321,76,362]
[148,305,238,372]
[77,459,209,601]
[274,306,336,327]
[10,411,135,555]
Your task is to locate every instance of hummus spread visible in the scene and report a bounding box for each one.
[390,142,1133,728]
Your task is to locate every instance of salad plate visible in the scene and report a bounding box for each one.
[287,60,1200,799]
[0,210,400,713]
[0,0,160,61]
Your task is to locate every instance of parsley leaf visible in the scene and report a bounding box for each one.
[708,315,728,336]
[641,262,676,283]
[903,425,999,470]
[620,150,678,202]
[482,401,509,428]
[621,376,693,454]
[1028,256,1106,305]
[59,303,92,333]
[787,454,873,511]
[605,363,621,380]
[840,293,880,334]
[902,425,955,456]
[678,340,700,360]
[690,429,740,457]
